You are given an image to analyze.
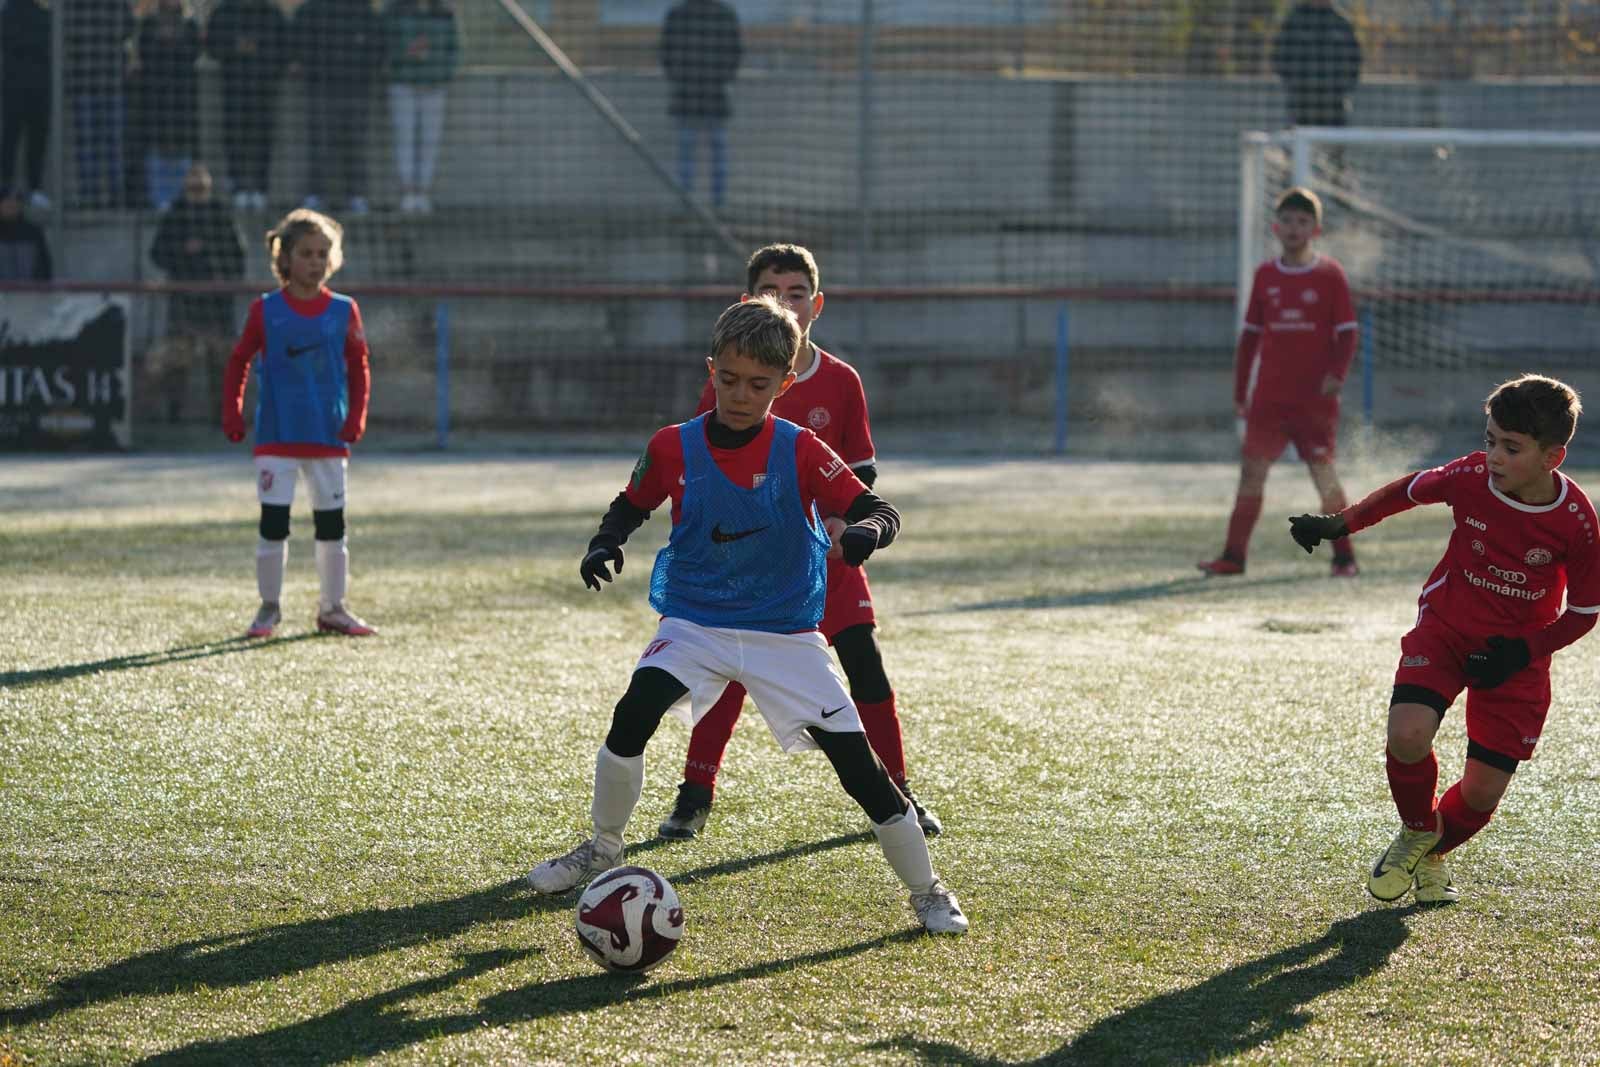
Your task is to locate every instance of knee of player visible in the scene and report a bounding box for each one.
[258,503,291,541]
[1386,721,1436,761]
[312,507,345,542]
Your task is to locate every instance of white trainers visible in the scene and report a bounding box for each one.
[910,880,968,935]
[316,603,376,637]
[246,601,281,639]
[526,837,622,894]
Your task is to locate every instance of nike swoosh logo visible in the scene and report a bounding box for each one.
[820,704,846,719]
[286,342,320,358]
[711,523,769,544]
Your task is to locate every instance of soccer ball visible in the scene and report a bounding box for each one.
[575,865,684,973]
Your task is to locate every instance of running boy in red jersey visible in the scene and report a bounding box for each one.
[654,243,940,841]
[526,296,966,935]
[1201,186,1361,577]
[221,208,375,639]
[1290,375,1599,903]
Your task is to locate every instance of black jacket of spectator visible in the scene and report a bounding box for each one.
[1271,3,1362,127]
[293,0,385,86]
[0,205,52,280]
[134,10,202,154]
[65,0,136,89]
[2,0,51,90]
[151,198,245,332]
[660,0,742,121]
[207,0,289,82]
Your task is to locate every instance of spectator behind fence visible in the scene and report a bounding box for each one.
[293,0,384,217]
[0,188,52,279]
[206,0,289,212]
[149,163,246,421]
[132,0,202,212]
[660,0,742,210]
[1271,0,1363,128]
[385,0,459,215]
[65,0,136,208]
[1,0,52,211]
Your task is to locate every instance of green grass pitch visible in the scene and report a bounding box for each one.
[2,453,1597,1065]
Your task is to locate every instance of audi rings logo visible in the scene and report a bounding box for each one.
[1471,539,1486,555]
[1487,564,1527,584]
[1525,547,1553,567]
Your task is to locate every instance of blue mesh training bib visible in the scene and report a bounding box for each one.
[649,415,829,632]
[255,290,352,448]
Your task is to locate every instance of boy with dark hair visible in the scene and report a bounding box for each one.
[1290,374,1599,903]
[656,243,941,841]
[526,295,967,935]
[1201,186,1361,578]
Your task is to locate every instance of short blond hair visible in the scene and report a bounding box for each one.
[266,209,344,286]
[710,296,801,371]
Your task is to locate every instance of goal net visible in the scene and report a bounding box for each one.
[1240,126,1600,431]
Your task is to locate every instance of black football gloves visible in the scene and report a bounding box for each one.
[580,542,624,590]
[1288,513,1349,554]
[839,524,879,567]
[1464,635,1531,689]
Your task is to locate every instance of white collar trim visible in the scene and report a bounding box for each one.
[1488,470,1568,513]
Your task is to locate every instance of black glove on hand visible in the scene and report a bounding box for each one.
[1288,513,1349,554]
[1464,635,1531,689]
[580,542,624,590]
[839,525,879,567]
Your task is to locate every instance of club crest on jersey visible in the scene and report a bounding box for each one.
[1525,547,1553,567]
[1471,539,1486,555]
[807,406,831,430]
[1301,288,1318,304]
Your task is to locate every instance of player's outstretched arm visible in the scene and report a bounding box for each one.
[1288,512,1349,554]
[581,540,624,591]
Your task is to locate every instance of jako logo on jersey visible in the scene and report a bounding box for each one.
[1488,565,1527,584]
[1301,288,1318,304]
[1465,516,1487,531]
[807,406,831,430]
[1401,655,1430,667]
[1525,547,1554,566]
[642,639,672,658]
[819,457,846,481]
[1471,539,1486,555]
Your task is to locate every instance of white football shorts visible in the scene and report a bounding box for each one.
[635,616,863,753]
[255,456,349,511]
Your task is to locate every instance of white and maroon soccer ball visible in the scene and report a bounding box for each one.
[575,865,684,973]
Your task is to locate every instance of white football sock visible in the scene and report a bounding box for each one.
[315,538,348,613]
[256,538,287,604]
[872,803,936,895]
[591,745,644,855]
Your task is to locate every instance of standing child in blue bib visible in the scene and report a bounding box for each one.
[221,208,376,639]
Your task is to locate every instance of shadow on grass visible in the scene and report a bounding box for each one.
[0,832,875,1033]
[872,907,1418,1065]
[141,929,924,1066]
[0,633,322,688]
[932,572,1314,613]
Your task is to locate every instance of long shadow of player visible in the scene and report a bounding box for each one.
[942,571,1314,613]
[139,926,925,1066]
[0,633,320,688]
[869,907,1416,1066]
[0,832,874,1030]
